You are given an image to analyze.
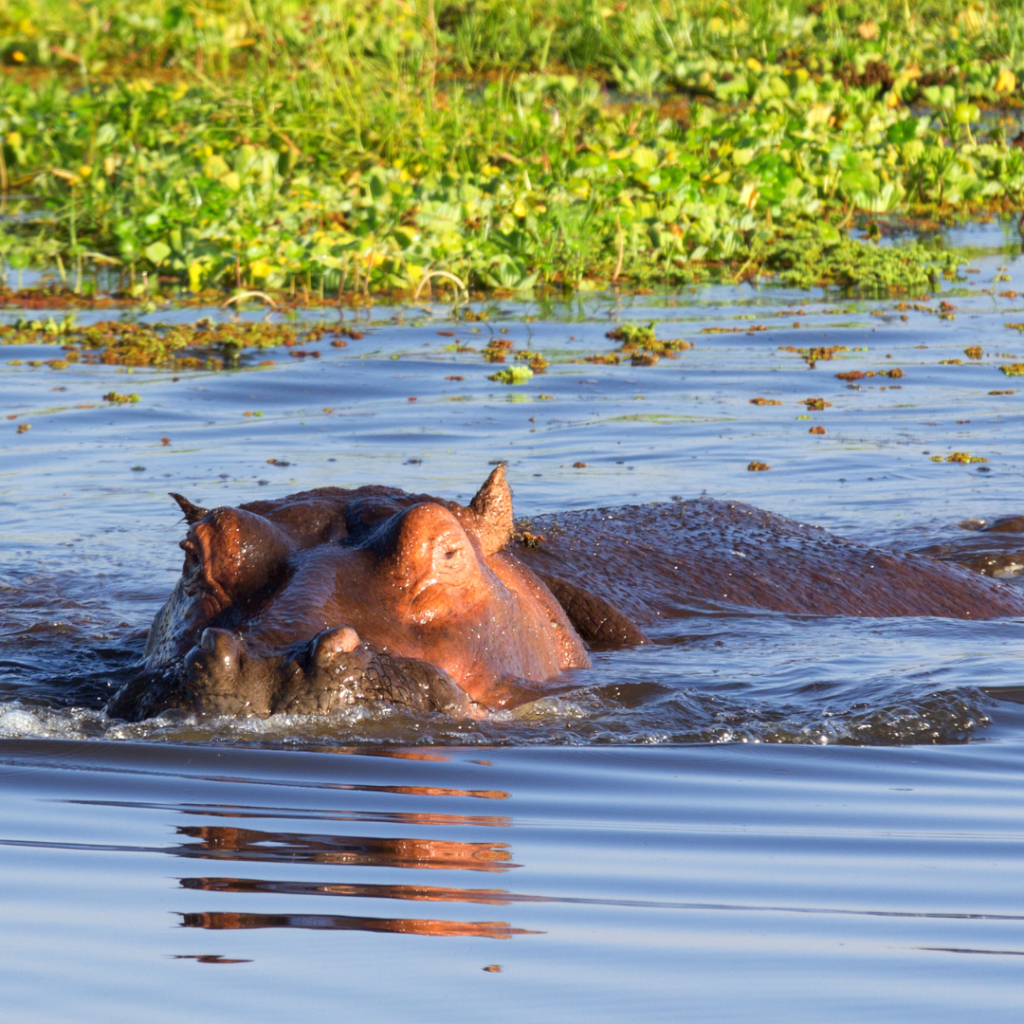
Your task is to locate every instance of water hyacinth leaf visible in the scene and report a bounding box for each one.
[886,118,920,145]
[953,103,980,125]
[144,241,171,266]
[853,183,902,214]
[819,223,842,247]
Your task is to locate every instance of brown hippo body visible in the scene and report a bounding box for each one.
[516,499,1024,623]
[107,467,1024,722]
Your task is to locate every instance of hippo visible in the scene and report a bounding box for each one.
[107,465,1024,722]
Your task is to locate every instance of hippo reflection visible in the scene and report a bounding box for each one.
[107,465,1024,721]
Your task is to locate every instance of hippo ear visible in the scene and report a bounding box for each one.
[170,492,209,525]
[469,463,513,555]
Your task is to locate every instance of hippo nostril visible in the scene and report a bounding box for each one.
[312,626,362,665]
[183,629,245,695]
[199,628,240,664]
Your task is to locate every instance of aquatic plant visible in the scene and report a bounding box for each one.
[489,365,534,384]
[0,315,298,368]
[1,2,1024,297]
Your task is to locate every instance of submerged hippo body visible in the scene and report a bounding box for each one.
[107,466,1024,722]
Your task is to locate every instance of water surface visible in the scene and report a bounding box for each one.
[2,243,1024,1020]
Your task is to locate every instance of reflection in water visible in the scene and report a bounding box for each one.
[176,825,517,871]
[161,785,527,937]
[179,911,536,938]
[157,763,528,936]
[182,876,515,905]
[6,735,1024,1018]
[919,947,1024,957]
[368,785,509,800]
[188,779,509,800]
[159,775,510,800]
[312,748,452,761]
[69,798,512,828]
[171,954,253,965]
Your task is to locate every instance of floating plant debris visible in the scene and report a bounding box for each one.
[606,324,655,346]
[779,345,849,368]
[602,323,692,363]
[930,453,989,464]
[703,325,767,335]
[0,318,299,369]
[836,368,904,381]
[488,366,534,385]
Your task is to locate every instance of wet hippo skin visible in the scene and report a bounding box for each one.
[107,466,1024,722]
[516,499,1024,621]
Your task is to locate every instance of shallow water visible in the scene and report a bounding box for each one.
[2,238,1024,1019]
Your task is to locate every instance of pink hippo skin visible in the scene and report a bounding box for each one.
[107,465,1024,721]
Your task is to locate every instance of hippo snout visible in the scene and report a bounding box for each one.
[108,626,472,722]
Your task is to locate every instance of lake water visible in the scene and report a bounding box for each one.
[2,228,1024,1021]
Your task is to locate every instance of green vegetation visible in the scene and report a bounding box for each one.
[591,320,694,363]
[489,365,534,383]
[2,1,1024,297]
[1,312,298,366]
[930,451,989,461]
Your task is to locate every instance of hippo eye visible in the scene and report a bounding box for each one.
[445,549,458,560]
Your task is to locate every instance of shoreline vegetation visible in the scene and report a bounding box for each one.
[1,1,1024,303]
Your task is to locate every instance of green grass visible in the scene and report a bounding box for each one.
[1,1,1024,297]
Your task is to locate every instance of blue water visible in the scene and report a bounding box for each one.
[2,741,1023,1023]
[2,239,1024,1019]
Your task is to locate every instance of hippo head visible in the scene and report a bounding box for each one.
[109,466,590,721]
